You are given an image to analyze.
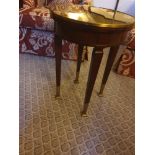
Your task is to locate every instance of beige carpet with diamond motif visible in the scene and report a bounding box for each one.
[19,47,135,155]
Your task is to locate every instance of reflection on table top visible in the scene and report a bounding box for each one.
[53,6,135,29]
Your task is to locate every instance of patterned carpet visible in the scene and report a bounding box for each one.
[19,50,135,155]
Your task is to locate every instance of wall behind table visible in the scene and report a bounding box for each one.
[93,0,135,16]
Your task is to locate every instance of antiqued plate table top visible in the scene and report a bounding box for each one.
[52,6,134,29]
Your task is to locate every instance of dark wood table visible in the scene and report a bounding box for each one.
[52,6,134,116]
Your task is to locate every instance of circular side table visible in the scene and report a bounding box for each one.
[52,6,135,116]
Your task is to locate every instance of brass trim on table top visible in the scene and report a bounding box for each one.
[52,7,135,30]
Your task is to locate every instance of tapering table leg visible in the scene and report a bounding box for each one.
[55,35,62,98]
[98,45,119,96]
[74,45,84,84]
[81,47,104,116]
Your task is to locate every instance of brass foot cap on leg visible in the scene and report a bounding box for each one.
[97,92,104,97]
[55,94,61,99]
[55,87,61,99]
[74,79,79,84]
[81,111,88,117]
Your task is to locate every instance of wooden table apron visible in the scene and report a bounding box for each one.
[53,12,134,116]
